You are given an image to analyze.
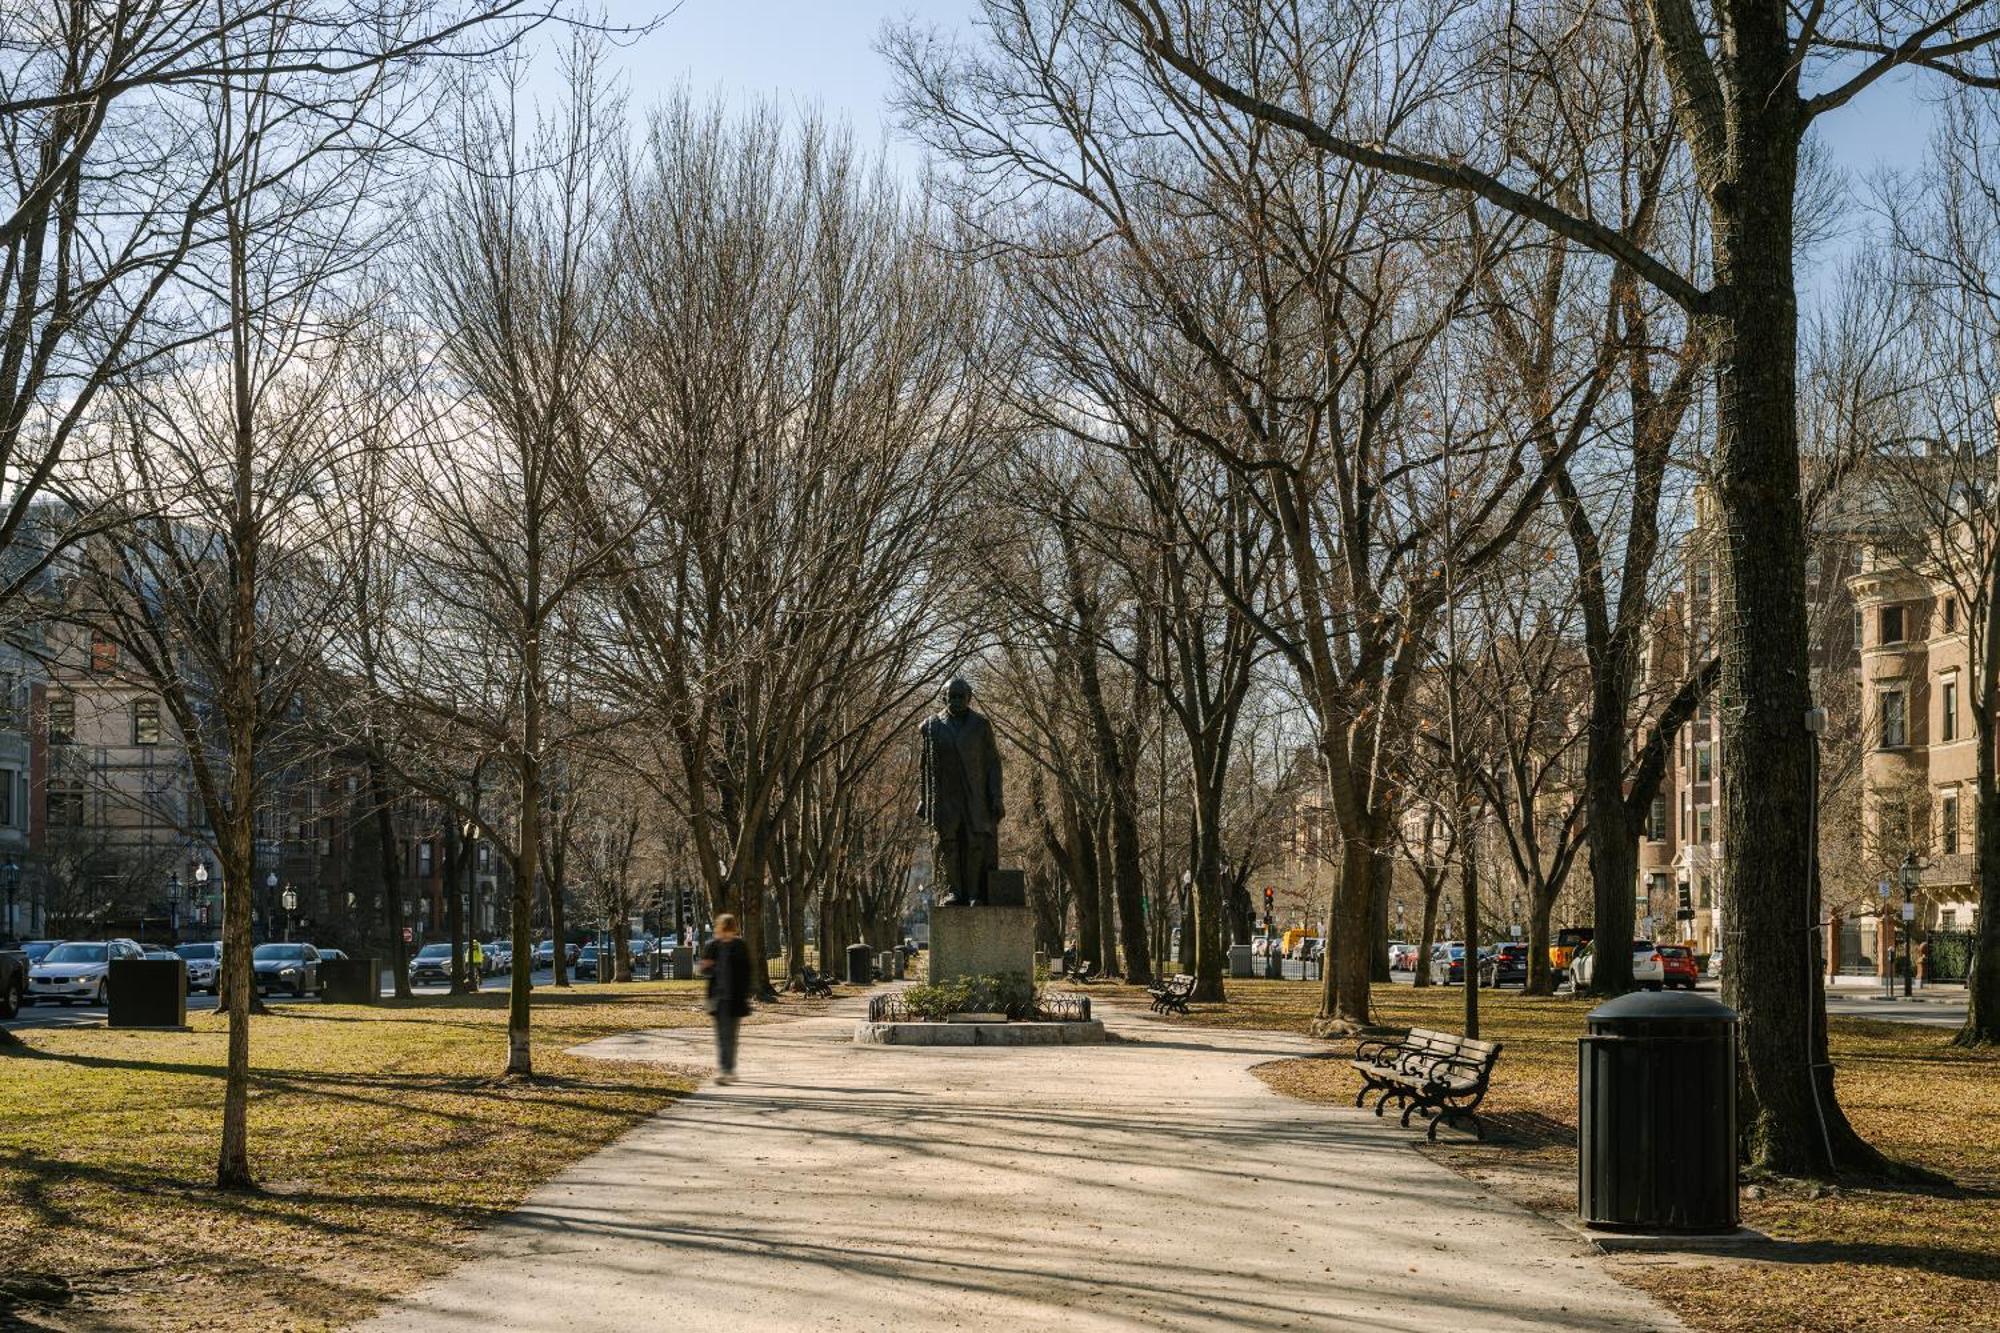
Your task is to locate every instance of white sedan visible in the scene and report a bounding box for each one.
[28,939,144,1005]
[1569,940,1666,992]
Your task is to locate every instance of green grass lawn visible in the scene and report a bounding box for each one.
[0,981,819,1331]
[1124,978,2000,1333]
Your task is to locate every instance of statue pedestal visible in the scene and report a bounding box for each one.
[929,904,1035,986]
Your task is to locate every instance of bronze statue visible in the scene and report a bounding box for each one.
[917,677,1003,906]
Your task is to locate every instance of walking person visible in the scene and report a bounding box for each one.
[697,914,752,1084]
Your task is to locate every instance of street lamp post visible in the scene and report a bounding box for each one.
[192,861,209,932]
[281,886,298,943]
[265,871,279,942]
[166,872,181,943]
[1899,852,1919,1000]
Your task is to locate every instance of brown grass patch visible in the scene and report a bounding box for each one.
[0,980,824,1330]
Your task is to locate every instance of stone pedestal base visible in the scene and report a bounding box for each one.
[929,904,1035,987]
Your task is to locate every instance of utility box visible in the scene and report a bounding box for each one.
[1229,943,1254,978]
[846,942,873,986]
[670,946,694,981]
[321,958,379,1004]
[107,958,187,1028]
[1578,990,1739,1233]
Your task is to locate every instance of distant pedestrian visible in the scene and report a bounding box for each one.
[698,913,752,1084]
[469,938,484,979]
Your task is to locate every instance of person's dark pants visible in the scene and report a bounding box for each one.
[713,1009,742,1075]
[935,830,997,905]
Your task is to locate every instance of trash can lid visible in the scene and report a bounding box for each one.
[1586,989,1737,1024]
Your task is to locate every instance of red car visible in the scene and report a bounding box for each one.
[1657,945,1699,990]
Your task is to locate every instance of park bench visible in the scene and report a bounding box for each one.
[1063,960,1100,984]
[1349,1026,1503,1141]
[797,966,836,998]
[1148,973,1196,1015]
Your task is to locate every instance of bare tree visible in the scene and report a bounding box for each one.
[1876,92,2000,1044]
[1107,0,2000,1177]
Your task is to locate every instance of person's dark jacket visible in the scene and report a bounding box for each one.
[701,936,752,1018]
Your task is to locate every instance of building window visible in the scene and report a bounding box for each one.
[1943,908,1959,929]
[1879,687,1908,749]
[46,784,84,827]
[46,693,74,744]
[417,841,433,877]
[1696,805,1714,846]
[1647,795,1668,842]
[1693,563,1712,600]
[1681,793,1691,842]
[1942,677,1958,743]
[1879,605,1905,645]
[90,633,118,673]
[131,696,161,746]
[1942,792,1961,857]
[1945,598,1958,633]
[1853,610,1863,651]
[1695,744,1713,783]
[0,769,13,827]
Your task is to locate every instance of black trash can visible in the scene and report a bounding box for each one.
[846,942,872,986]
[322,957,379,1004]
[107,958,187,1028]
[1578,990,1739,1233]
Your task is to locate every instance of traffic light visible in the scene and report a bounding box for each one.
[1263,886,1274,931]
[1676,878,1695,921]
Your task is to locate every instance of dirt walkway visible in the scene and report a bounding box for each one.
[354,994,1680,1331]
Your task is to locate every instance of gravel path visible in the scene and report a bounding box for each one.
[354,993,1681,1332]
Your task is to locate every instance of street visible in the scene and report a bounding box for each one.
[1,964,618,1033]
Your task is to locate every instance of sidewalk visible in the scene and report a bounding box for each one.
[355,994,1681,1332]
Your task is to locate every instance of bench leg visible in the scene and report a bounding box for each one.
[1372,1087,1400,1117]
[1426,1109,1483,1142]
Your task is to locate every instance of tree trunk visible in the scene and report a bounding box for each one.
[1960,627,2000,1043]
[548,841,570,988]
[1461,836,1481,1040]
[370,760,412,1001]
[447,823,470,995]
[1369,846,1393,982]
[1094,802,1120,975]
[1711,94,1879,1172]
[216,818,257,1189]
[1413,867,1443,989]
[1523,880,1557,996]
[1583,703,1638,995]
[1319,797,1380,1029]
[1190,793,1227,1002]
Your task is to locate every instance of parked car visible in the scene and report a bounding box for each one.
[0,943,26,1018]
[1430,941,1467,986]
[317,947,349,964]
[1707,946,1725,979]
[484,941,512,974]
[1658,944,1699,989]
[1569,940,1665,991]
[251,942,324,997]
[532,940,555,969]
[1551,926,1595,980]
[28,939,144,1006]
[174,942,222,994]
[576,943,603,978]
[1387,941,1420,972]
[408,942,457,986]
[1479,942,1530,988]
[21,939,62,966]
